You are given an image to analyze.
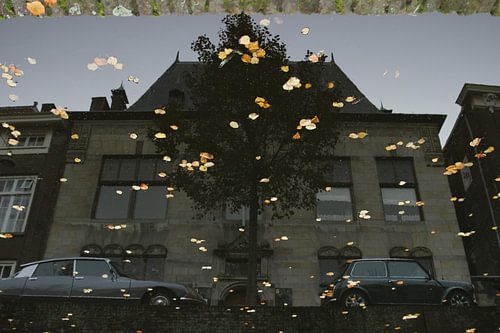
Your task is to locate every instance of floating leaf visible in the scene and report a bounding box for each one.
[469,137,481,147]
[154,108,166,115]
[239,35,251,45]
[332,102,344,108]
[154,132,167,139]
[8,94,18,102]
[248,113,259,120]
[300,27,310,35]
[129,133,138,140]
[259,18,270,26]
[87,63,98,71]
[27,1,46,16]
[70,133,79,140]
[229,121,239,129]
[292,132,301,140]
[27,57,37,65]
[280,65,289,72]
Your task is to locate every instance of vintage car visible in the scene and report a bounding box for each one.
[324,258,476,308]
[0,257,207,306]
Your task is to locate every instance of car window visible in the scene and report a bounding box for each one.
[388,261,429,278]
[33,260,74,277]
[351,261,387,277]
[14,265,37,278]
[75,260,111,277]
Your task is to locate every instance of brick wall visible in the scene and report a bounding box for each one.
[0,300,498,333]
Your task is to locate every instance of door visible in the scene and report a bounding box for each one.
[349,261,390,304]
[23,260,74,297]
[387,261,440,304]
[71,259,131,299]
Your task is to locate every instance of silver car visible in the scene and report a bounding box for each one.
[0,257,206,306]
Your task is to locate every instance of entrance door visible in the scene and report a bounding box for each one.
[23,260,74,297]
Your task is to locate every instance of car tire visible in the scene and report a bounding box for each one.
[341,289,369,308]
[446,290,472,307]
[148,291,173,306]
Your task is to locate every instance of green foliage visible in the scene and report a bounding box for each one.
[251,0,268,13]
[96,0,105,16]
[298,0,321,14]
[4,0,15,16]
[150,13,342,220]
[335,0,345,14]
[151,0,160,16]
[59,0,68,14]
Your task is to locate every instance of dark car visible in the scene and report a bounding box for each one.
[325,258,475,308]
[0,257,206,306]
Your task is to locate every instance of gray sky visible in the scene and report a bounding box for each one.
[0,14,499,143]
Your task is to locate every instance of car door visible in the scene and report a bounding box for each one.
[23,260,74,297]
[387,261,441,304]
[71,259,131,299]
[349,261,390,304]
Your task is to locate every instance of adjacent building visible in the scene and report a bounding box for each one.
[0,103,69,277]
[43,55,469,306]
[443,83,500,305]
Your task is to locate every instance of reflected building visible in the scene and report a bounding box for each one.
[43,54,469,306]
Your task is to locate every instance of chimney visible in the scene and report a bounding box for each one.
[110,83,129,111]
[41,103,56,113]
[90,97,110,112]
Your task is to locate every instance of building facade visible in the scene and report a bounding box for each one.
[44,57,469,306]
[443,84,500,306]
[0,103,69,277]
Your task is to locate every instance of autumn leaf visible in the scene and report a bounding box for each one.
[27,1,45,16]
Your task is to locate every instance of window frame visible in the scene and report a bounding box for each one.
[0,130,52,155]
[387,260,430,279]
[350,260,388,278]
[376,157,424,222]
[315,157,355,222]
[0,260,16,278]
[0,176,38,234]
[92,155,169,220]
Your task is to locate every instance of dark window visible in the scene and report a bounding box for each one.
[225,258,261,277]
[410,247,435,277]
[351,261,387,277]
[388,261,429,278]
[376,158,421,222]
[316,158,353,221]
[94,156,169,220]
[33,260,74,277]
[75,260,111,277]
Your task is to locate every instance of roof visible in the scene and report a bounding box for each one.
[456,83,500,106]
[20,257,108,267]
[0,103,39,115]
[350,258,416,262]
[127,55,383,114]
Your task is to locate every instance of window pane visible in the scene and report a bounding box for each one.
[388,261,429,278]
[316,188,353,221]
[118,159,137,181]
[395,160,415,184]
[75,260,110,277]
[0,264,14,278]
[95,186,130,219]
[137,158,156,181]
[332,159,351,183]
[33,260,73,277]
[133,186,167,219]
[381,188,420,222]
[351,261,386,277]
[100,159,120,181]
[376,159,396,184]
[415,258,434,277]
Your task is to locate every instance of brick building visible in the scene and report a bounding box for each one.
[44,56,469,306]
[0,103,69,277]
[443,83,500,305]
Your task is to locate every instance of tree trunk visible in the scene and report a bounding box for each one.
[246,187,259,306]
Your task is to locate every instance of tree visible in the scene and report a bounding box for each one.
[150,13,345,306]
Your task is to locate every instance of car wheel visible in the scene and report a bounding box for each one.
[342,290,369,308]
[446,290,472,307]
[149,291,173,306]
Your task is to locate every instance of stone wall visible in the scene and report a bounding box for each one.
[0,300,498,333]
[43,115,470,306]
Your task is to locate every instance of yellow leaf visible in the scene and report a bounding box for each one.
[255,48,266,58]
[154,132,167,139]
[250,56,259,64]
[301,27,310,35]
[218,51,227,60]
[248,113,259,120]
[229,121,239,129]
[27,1,45,16]
[304,83,312,89]
[281,65,289,72]
[345,96,356,103]
[70,133,79,140]
[246,41,259,53]
[348,133,359,139]
[484,146,495,154]
[154,108,166,115]
[357,132,368,139]
[292,132,301,140]
[332,102,344,108]
[44,0,57,7]
[308,54,319,63]
[327,82,334,89]
[239,36,250,45]
[241,54,252,64]
[469,137,481,147]
[311,116,320,123]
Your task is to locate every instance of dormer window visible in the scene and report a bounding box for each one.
[0,130,52,154]
[168,89,185,109]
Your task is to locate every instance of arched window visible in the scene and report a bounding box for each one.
[410,247,435,277]
[169,89,185,108]
[317,246,341,287]
[123,244,146,280]
[389,246,410,259]
[145,245,167,281]
[103,244,124,257]
[80,244,103,257]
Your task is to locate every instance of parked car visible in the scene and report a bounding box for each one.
[0,257,207,306]
[324,258,476,308]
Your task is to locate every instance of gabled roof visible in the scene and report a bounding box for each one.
[127,54,383,114]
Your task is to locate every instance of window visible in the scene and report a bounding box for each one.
[0,177,37,233]
[387,261,429,278]
[0,261,16,278]
[376,158,421,222]
[351,261,387,277]
[389,247,435,277]
[316,158,353,222]
[225,258,261,277]
[75,260,111,277]
[33,260,74,277]
[0,131,51,154]
[94,156,168,220]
